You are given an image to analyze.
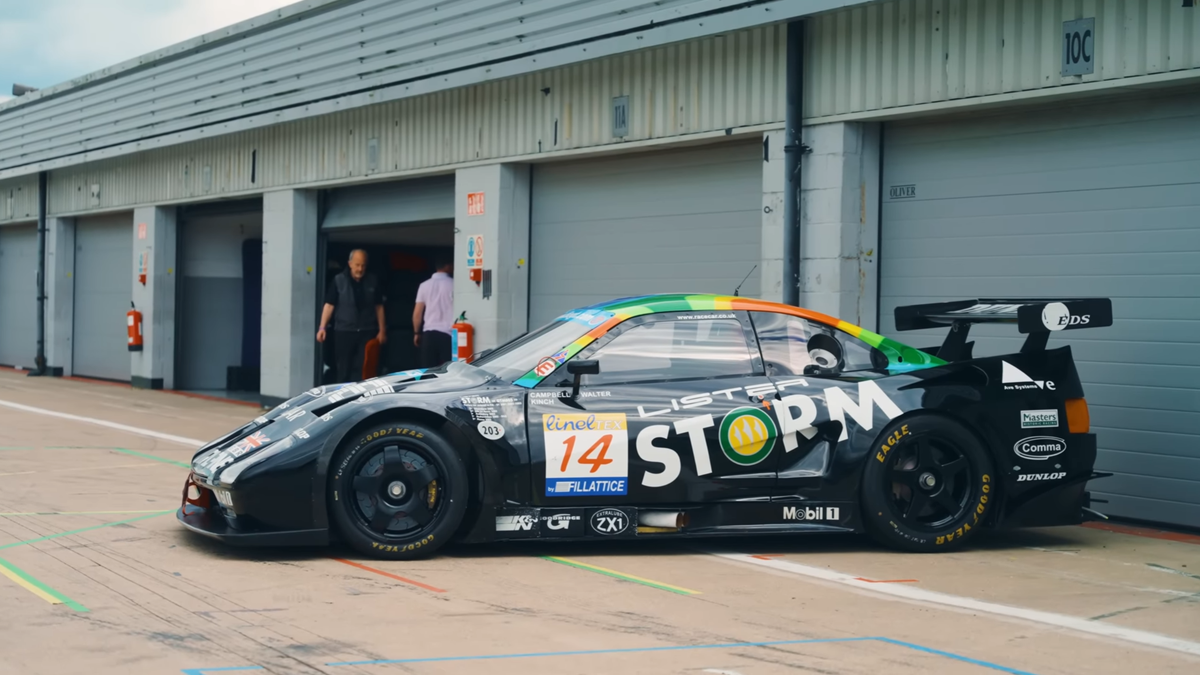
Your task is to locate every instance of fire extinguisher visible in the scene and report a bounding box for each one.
[127,302,144,352]
[451,312,474,362]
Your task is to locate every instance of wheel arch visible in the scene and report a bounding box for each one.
[318,402,504,544]
[861,407,1007,529]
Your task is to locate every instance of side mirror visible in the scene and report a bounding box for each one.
[566,359,600,399]
[567,359,600,376]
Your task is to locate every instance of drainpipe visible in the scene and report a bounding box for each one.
[782,19,807,307]
[29,171,48,376]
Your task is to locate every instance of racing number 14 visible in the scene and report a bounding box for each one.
[544,413,629,496]
[560,434,616,473]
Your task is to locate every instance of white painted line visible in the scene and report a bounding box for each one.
[0,399,205,448]
[714,553,1200,659]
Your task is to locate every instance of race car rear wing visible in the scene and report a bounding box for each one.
[894,298,1113,361]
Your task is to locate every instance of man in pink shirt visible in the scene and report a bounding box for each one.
[412,259,455,367]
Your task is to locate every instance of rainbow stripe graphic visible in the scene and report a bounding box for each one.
[513,294,944,388]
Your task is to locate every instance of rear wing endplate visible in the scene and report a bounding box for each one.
[893,298,1112,361]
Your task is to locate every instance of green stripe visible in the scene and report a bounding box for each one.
[539,556,695,596]
[110,447,191,468]
[0,555,89,612]
[0,512,173,551]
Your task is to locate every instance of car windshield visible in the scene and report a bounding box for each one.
[469,319,592,382]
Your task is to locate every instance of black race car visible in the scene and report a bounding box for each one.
[178,293,1113,559]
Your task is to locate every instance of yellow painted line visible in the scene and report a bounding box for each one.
[0,512,173,551]
[0,562,62,605]
[0,462,160,478]
[0,556,88,611]
[542,556,701,595]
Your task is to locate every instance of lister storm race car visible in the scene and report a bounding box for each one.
[179,294,1113,559]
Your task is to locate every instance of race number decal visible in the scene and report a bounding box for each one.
[543,414,628,496]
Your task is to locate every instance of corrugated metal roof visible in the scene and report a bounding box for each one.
[46,24,787,215]
[0,0,871,180]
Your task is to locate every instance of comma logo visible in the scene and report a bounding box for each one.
[1014,436,1067,461]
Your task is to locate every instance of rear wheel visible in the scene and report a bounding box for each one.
[861,414,996,552]
[329,421,468,560]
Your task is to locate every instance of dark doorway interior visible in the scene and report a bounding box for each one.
[319,222,453,385]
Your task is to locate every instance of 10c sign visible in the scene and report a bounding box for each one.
[1062,18,1095,76]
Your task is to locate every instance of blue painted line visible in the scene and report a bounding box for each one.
[875,638,1040,675]
[325,637,874,666]
[187,636,1040,673]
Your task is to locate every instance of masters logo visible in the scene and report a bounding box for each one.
[719,407,777,466]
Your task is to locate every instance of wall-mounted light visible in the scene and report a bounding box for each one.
[11,84,37,96]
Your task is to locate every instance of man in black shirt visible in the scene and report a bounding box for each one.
[317,249,387,383]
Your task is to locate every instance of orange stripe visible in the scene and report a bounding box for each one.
[1081,522,1200,546]
[332,558,447,593]
[729,298,843,327]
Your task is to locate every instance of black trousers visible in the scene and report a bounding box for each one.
[419,330,452,368]
[334,330,374,383]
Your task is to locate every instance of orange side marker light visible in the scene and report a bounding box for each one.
[1066,398,1090,434]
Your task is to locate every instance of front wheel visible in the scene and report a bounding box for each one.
[329,421,468,560]
[860,414,996,552]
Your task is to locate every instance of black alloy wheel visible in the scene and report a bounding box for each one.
[885,436,972,530]
[860,414,996,552]
[351,445,441,536]
[329,422,468,559]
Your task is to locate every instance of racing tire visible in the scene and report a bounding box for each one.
[860,414,996,553]
[329,421,469,560]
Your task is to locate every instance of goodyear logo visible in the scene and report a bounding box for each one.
[719,407,777,466]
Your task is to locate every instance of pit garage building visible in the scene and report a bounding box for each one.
[0,0,1197,528]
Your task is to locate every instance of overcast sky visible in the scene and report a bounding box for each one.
[0,0,297,103]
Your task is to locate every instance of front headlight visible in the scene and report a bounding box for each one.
[217,435,296,486]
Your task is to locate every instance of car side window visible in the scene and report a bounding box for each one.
[583,318,755,385]
[751,311,887,377]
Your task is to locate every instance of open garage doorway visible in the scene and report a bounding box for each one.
[175,199,263,403]
[317,176,454,385]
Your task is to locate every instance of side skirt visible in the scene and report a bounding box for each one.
[489,501,862,542]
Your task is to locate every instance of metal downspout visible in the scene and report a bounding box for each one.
[30,171,48,376]
[782,19,806,307]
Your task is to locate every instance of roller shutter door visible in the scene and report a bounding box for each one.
[178,210,263,390]
[529,140,763,327]
[0,224,37,368]
[879,93,1200,528]
[74,214,133,381]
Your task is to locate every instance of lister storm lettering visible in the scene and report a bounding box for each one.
[635,380,903,487]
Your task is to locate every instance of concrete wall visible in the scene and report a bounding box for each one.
[130,206,178,389]
[453,164,531,353]
[798,122,881,330]
[260,190,318,403]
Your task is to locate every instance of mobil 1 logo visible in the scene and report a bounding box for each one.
[782,505,842,523]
